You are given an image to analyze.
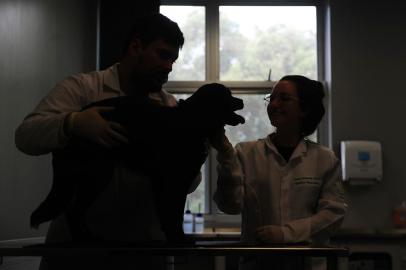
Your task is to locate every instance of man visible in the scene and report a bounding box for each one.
[15,13,198,269]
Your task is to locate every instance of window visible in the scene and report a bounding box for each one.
[160,2,321,223]
[159,6,206,81]
[219,6,317,80]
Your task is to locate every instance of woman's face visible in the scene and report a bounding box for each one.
[267,80,305,132]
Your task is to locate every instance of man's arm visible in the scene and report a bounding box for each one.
[15,76,86,155]
[15,76,128,155]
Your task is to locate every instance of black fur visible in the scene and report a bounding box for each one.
[30,83,244,244]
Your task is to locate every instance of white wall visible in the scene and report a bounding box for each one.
[0,0,97,240]
[329,0,406,228]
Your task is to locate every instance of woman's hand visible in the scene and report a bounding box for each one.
[256,225,284,244]
[208,128,233,153]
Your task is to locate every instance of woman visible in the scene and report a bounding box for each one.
[211,75,347,270]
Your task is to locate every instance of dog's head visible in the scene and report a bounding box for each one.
[181,83,245,129]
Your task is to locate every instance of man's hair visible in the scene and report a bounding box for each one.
[280,75,325,137]
[122,13,184,55]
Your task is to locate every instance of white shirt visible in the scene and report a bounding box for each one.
[15,64,200,243]
[214,134,347,246]
[15,64,177,155]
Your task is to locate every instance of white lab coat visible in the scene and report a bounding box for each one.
[15,64,201,269]
[15,64,201,270]
[214,134,347,270]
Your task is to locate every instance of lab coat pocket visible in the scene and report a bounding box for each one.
[293,177,322,189]
[292,177,322,211]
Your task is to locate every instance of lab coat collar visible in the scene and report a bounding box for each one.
[101,64,168,100]
[102,63,124,95]
[264,133,309,161]
[291,139,308,160]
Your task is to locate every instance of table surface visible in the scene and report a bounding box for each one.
[0,237,349,257]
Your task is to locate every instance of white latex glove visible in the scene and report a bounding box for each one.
[65,106,129,148]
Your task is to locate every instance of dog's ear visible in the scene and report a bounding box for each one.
[187,83,230,104]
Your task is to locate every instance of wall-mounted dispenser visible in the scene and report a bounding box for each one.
[340,141,382,185]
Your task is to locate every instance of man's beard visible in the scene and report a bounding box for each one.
[144,75,168,93]
[130,73,167,95]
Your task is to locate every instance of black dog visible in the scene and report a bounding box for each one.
[30,83,244,244]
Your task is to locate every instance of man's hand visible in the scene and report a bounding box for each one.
[65,106,129,148]
[256,225,284,244]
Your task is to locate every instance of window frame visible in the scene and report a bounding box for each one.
[160,0,328,227]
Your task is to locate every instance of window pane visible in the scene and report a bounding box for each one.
[186,164,206,213]
[174,94,206,214]
[225,94,275,145]
[226,94,318,145]
[160,6,205,81]
[226,94,319,146]
[220,6,317,81]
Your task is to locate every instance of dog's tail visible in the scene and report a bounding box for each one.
[30,194,67,228]
[30,152,76,229]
